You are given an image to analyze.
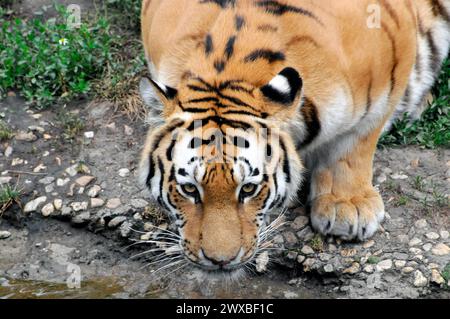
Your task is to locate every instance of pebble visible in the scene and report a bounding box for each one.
[61,206,72,217]
[4,146,13,157]
[72,212,90,224]
[124,125,134,136]
[296,226,314,241]
[28,125,45,133]
[363,265,374,273]
[297,255,306,264]
[272,234,284,244]
[38,177,55,185]
[70,202,88,212]
[45,184,54,193]
[301,245,314,255]
[394,260,406,268]
[0,177,12,184]
[255,251,269,273]
[283,231,298,247]
[75,176,95,187]
[108,216,127,228]
[23,196,47,213]
[11,158,24,166]
[302,258,316,270]
[87,185,101,198]
[323,264,334,273]
[41,203,54,217]
[390,173,408,180]
[413,270,428,287]
[140,232,152,241]
[425,232,440,240]
[430,269,445,285]
[414,219,427,229]
[340,248,357,257]
[130,198,149,209]
[0,231,11,240]
[376,259,393,271]
[428,263,439,269]
[423,243,432,252]
[33,164,46,173]
[376,173,387,184]
[408,238,422,246]
[15,131,37,142]
[363,240,375,249]
[84,131,94,139]
[118,168,130,177]
[291,216,309,230]
[106,198,121,209]
[53,199,63,211]
[90,198,105,208]
[440,230,449,240]
[120,221,132,237]
[106,122,116,131]
[343,262,360,274]
[56,178,70,187]
[402,267,415,274]
[65,165,79,177]
[431,243,450,256]
[409,247,422,254]
[318,253,332,262]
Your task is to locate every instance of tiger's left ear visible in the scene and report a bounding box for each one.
[260,67,303,106]
[140,77,178,107]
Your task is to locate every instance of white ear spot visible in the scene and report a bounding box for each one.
[140,78,161,108]
[268,75,291,94]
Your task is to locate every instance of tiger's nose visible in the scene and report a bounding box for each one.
[199,248,244,268]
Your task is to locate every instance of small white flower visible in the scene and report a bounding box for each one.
[59,38,68,46]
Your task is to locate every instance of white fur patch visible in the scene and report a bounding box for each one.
[268,75,291,94]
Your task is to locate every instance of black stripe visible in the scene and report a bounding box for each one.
[279,138,291,183]
[365,76,373,115]
[261,187,272,210]
[199,0,236,8]
[255,0,323,25]
[244,49,285,63]
[186,97,219,104]
[157,157,166,207]
[225,36,237,60]
[298,97,321,148]
[235,15,245,30]
[381,23,398,95]
[150,119,185,153]
[222,109,259,117]
[169,165,176,182]
[178,101,211,113]
[186,116,253,131]
[430,0,450,22]
[205,34,213,56]
[166,138,177,161]
[187,84,213,93]
[214,60,226,73]
[146,155,155,187]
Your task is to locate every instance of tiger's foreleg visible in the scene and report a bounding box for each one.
[309,125,386,241]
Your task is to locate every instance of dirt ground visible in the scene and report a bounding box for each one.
[0,95,449,299]
[0,0,449,299]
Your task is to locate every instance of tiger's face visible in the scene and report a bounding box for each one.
[139,67,304,272]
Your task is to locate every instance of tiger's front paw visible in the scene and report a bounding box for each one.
[310,189,385,241]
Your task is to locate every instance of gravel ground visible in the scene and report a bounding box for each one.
[0,95,449,299]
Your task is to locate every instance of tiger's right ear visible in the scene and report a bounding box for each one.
[140,77,178,107]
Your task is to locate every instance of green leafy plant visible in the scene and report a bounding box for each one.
[0,5,114,108]
[106,0,141,31]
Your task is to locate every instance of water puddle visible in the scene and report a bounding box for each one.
[0,277,125,299]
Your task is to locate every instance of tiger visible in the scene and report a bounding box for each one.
[138,0,450,273]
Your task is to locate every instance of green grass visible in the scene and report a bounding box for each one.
[0,5,114,108]
[0,184,21,216]
[367,256,380,265]
[55,111,85,141]
[0,120,13,141]
[380,58,450,148]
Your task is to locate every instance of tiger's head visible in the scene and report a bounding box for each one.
[139,67,304,273]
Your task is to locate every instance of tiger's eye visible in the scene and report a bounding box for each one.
[182,183,197,194]
[241,183,256,193]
